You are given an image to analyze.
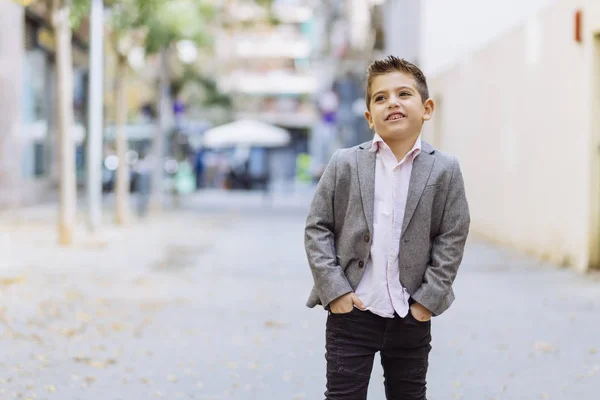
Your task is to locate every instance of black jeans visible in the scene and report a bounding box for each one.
[325,308,432,400]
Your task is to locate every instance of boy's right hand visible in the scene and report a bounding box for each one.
[330,292,366,314]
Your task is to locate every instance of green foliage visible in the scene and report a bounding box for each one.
[143,0,215,54]
[255,0,279,25]
[201,77,232,108]
[69,0,90,28]
[69,0,274,53]
[107,0,160,33]
[171,66,232,109]
[73,0,215,56]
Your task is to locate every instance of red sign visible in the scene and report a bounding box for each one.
[575,10,582,43]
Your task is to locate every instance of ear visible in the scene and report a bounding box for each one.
[422,98,435,121]
[364,110,374,129]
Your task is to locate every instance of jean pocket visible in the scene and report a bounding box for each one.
[329,307,357,316]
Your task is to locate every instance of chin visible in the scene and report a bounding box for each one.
[377,129,413,140]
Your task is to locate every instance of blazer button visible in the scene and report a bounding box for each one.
[358,261,365,268]
[364,234,371,243]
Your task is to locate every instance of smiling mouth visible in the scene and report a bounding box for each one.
[386,113,406,121]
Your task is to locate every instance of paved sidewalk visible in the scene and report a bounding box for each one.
[0,190,598,399]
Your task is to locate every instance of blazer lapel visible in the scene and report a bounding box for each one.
[356,144,376,234]
[401,150,435,237]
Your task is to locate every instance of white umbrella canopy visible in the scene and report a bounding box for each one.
[202,119,291,149]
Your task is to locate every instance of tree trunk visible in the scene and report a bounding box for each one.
[114,56,130,224]
[53,1,77,245]
[148,48,171,213]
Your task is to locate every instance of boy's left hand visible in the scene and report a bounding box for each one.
[410,302,432,322]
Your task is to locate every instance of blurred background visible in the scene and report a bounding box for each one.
[1,0,600,399]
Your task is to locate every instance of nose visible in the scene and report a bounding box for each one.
[388,94,400,108]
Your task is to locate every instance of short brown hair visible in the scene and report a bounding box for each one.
[365,55,429,110]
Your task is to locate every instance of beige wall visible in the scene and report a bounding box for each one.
[423,0,600,271]
[584,0,600,269]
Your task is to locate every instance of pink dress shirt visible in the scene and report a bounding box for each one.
[354,133,422,318]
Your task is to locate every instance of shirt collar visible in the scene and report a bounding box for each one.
[369,133,385,153]
[369,133,422,162]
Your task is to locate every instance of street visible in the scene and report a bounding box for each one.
[0,190,599,400]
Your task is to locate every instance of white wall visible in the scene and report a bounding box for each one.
[421,0,559,75]
[423,0,600,271]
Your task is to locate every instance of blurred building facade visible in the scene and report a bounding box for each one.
[0,1,25,208]
[382,0,600,272]
[307,0,385,177]
[0,0,90,208]
[213,0,317,183]
[210,0,383,183]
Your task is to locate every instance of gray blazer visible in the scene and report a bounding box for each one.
[304,140,470,316]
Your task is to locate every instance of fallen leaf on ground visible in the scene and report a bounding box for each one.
[533,341,555,353]
[264,320,285,328]
[76,312,92,322]
[60,326,86,338]
[65,290,85,302]
[0,277,24,285]
[73,357,117,368]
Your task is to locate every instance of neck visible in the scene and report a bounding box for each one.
[382,133,420,162]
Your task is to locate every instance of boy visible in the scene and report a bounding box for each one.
[304,56,470,400]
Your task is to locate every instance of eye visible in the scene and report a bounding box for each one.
[375,95,385,101]
[399,91,411,97]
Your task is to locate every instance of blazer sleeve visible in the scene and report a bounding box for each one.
[304,150,353,308]
[411,157,470,316]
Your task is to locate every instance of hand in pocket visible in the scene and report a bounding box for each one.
[410,302,432,322]
[330,293,365,314]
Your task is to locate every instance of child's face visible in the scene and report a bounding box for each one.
[364,71,434,141]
